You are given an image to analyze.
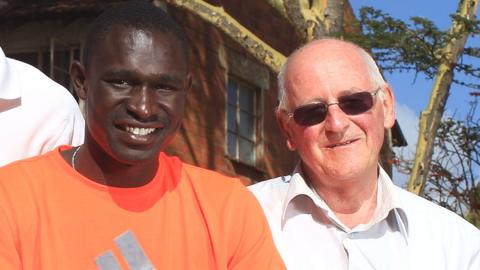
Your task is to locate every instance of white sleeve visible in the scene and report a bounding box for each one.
[39,90,85,152]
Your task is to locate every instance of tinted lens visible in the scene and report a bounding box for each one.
[293,103,328,126]
[338,92,374,115]
[291,91,376,126]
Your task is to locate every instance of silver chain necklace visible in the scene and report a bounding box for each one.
[71,146,81,170]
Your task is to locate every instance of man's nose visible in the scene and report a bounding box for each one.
[323,104,350,133]
[126,86,157,120]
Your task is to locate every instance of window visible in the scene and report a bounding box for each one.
[226,77,257,166]
[6,38,80,97]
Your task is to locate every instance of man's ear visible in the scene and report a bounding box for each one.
[276,109,296,151]
[70,60,87,100]
[381,84,396,129]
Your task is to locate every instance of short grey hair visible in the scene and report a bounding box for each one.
[277,39,387,111]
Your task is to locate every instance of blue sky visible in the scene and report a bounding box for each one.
[349,1,479,185]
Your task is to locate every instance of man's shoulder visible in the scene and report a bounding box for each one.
[247,175,292,209]
[178,162,268,219]
[0,148,61,176]
[177,165,287,269]
[9,58,77,105]
[394,185,480,233]
[248,175,291,194]
[0,149,62,206]
[10,58,60,90]
[395,185,457,216]
[182,162,238,183]
[179,161,248,196]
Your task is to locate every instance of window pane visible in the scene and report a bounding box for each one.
[41,51,50,75]
[225,77,258,165]
[227,105,237,132]
[239,112,254,139]
[227,132,237,157]
[227,80,237,105]
[52,51,71,88]
[239,87,254,112]
[239,138,255,165]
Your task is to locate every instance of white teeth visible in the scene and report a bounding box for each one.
[125,126,156,136]
[329,140,353,148]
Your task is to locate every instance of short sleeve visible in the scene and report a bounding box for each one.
[0,184,21,269]
[226,182,286,270]
[41,92,85,152]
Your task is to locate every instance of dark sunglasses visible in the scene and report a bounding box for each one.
[288,88,381,126]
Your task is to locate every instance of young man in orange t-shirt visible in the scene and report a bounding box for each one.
[0,1,284,269]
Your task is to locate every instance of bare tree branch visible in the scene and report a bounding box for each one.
[284,0,325,41]
[264,0,291,23]
[324,0,345,34]
[408,0,479,195]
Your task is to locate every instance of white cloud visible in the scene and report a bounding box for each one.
[394,102,419,157]
[391,102,420,187]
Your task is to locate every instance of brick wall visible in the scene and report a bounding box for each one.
[166,2,299,184]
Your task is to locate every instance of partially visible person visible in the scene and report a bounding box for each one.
[0,1,284,269]
[0,47,84,166]
[249,38,480,270]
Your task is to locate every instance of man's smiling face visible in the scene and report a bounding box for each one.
[82,25,190,165]
[278,40,395,184]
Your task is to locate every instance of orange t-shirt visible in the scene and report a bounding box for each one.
[0,146,285,270]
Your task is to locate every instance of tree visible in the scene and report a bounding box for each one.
[396,97,480,227]
[344,0,480,196]
[407,0,479,196]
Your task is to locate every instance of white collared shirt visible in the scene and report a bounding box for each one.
[249,166,480,270]
[0,47,84,166]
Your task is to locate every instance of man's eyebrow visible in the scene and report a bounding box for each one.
[102,69,136,78]
[155,74,184,84]
[102,69,184,84]
[338,87,371,96]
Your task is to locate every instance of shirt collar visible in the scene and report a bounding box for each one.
[0,47,22,99]
[377,167,409,242]
[281,163,409,242]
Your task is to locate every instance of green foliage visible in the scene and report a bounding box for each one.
[344,6,480,89]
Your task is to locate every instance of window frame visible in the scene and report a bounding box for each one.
[225,75,261,166]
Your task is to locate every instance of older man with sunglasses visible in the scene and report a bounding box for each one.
[249,38,480,269]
